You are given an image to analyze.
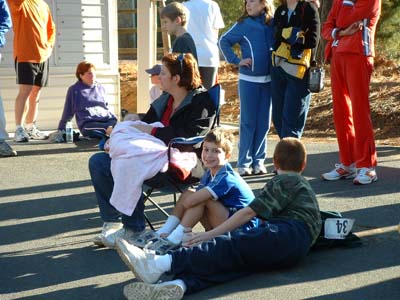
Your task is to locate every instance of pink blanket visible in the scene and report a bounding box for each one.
[108,121,197,215]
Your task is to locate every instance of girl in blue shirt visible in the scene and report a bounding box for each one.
[219,0,274,176]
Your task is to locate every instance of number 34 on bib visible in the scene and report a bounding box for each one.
[324,218,355,240]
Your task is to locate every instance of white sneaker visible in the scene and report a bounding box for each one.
[93,222,123,247]
[321,163,356,181]
[92,234,104,247]
[0,141,17,157]
[123,282,184,300]
[253,165,267,175]
[353,168,378,185]
[101,223,143,249]
[14,127,29,142]
[116,238,163,284]
[237,167,252,176]
[26,124,48,140]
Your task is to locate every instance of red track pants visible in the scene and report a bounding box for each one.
[330,51,377,168]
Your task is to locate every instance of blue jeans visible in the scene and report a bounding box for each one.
[88,152,146,232]
[169,219,311,294]
[237,80,271,168]
[81,119,117,138]
[271,66,311,138]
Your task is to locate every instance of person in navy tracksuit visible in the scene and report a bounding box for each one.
[219,0,274,176]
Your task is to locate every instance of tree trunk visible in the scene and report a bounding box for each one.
[317,0,334,63]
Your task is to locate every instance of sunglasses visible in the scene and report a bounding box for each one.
[177,53,186,75]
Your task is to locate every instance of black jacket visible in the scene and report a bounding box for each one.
[273,1,320,51]
[142,87,216,145]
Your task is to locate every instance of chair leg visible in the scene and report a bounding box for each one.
[142,187,170,230]
[145,195,170,217]
[144,212,155,231]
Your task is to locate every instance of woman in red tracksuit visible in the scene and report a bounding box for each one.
[321,0,381,185]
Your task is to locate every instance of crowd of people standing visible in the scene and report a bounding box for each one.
[0,1,381,299]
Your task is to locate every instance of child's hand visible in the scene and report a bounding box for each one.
[184,231,214,246]
[104,139,110,152]
[239,58,252,68]
[106,126,113,136]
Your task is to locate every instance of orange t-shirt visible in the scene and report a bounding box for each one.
[7,0,56,63]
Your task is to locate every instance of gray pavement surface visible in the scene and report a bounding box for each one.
[0,135,399,300]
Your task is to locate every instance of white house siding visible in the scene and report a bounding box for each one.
[0,0,120,131]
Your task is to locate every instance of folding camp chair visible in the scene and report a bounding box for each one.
[142,83,221,230]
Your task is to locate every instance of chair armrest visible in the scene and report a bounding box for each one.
[169,136,205,147]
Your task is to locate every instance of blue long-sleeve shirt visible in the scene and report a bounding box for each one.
[219,14,274,80]
[58,81,117,132]
[0,0,12,47]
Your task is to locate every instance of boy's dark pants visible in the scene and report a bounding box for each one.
[169,219,311,294]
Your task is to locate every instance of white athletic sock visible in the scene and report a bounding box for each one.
[167,224,185,245]
[159,279,187,293]
[156,215,180,236]
[154,253,172,273]
[25,123,33,130]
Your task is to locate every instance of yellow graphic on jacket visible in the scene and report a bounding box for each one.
[272,27,311,79]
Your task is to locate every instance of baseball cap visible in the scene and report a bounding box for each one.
[145,64,162,75]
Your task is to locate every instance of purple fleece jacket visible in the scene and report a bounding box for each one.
[58,81,117,132]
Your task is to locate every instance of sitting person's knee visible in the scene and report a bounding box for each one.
[89,152,110,171]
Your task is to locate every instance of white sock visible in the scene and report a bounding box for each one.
[16,125,24,130]
[156,215,180,236]
[159,279,187,293]
[167,224,185,245]
[154,253,172,273]
[26,123,33,130]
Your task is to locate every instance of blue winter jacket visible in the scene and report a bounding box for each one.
[0,0,11,48]
[219,14,274,78]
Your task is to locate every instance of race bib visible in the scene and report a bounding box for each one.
[324,218,355,239]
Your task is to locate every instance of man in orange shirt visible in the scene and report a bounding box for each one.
[7,0,55,142]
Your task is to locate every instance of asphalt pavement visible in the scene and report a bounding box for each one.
[0,134,399,300]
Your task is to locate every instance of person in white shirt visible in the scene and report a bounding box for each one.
[183,0,224,89]
[145,64,162,104]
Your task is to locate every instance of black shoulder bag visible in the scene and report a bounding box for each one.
[302,1,325,93]
[308,57,325,93]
